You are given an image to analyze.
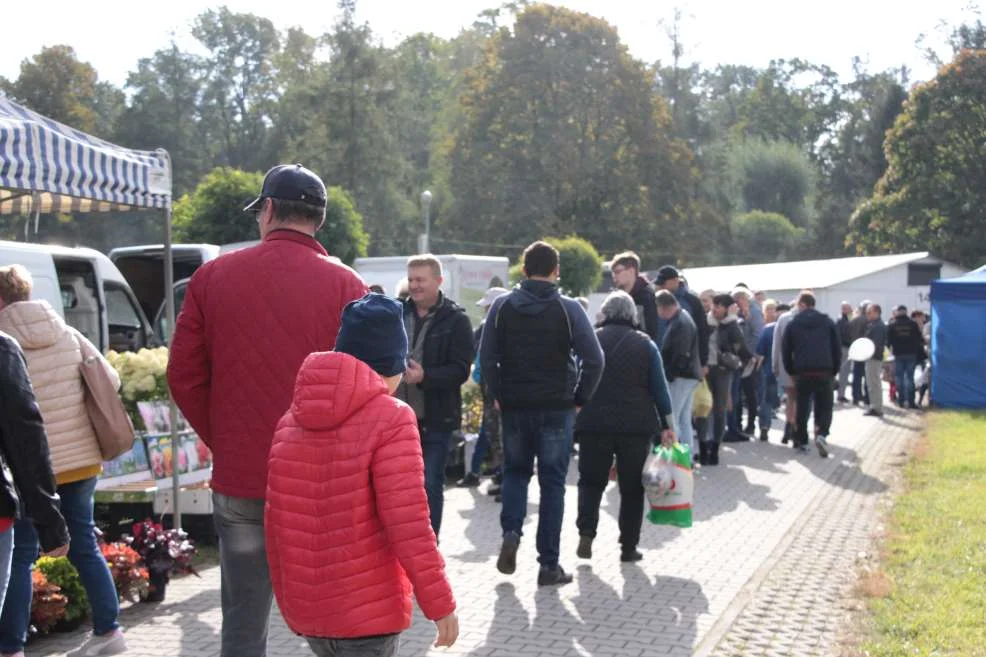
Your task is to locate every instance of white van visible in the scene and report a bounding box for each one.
[0,240,154,353]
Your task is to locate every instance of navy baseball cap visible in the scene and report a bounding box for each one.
[243,164,327,212]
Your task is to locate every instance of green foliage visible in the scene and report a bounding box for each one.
[732,211,804,264]
[727,139,816,228]
[322,187,370,264]
[35,557,89,623]
[544,235,603,297]
[848,50,986,267]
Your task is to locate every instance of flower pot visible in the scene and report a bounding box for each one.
[144,570,169,602]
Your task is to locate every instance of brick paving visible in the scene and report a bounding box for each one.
[29,403,920,657]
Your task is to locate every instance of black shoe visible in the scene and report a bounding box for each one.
[744,424,756,435]
[722,431,752,443]
[620,549,643,563]
[782,424,791,444]
[456,472,480,488]
[837,396,849,404]
[709,444,719,466]
[537,566,574,587]
[698,443,710,466]
[487,484,502,496]
[492,472,503,485]
[759,429,769,442]
[497,533,520,575]
[577,536,593,560]
[495,494,502,503]
[796,444,809,454]
[863,409,883,417]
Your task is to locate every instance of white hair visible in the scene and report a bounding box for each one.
[599,290,637,324]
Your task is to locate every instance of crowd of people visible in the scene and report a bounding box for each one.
[0,162,934,657]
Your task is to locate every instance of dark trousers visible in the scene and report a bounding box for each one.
[852,361,867,404]
[795,377,834,446]
[575,432,651,551]
[306,634,400,657]
[421,430,453,537]
[740,374,759,429]
[707,368,732,444]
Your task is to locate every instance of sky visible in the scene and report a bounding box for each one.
[1,0,979,88]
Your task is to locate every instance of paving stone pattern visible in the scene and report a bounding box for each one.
[30,405,919,657]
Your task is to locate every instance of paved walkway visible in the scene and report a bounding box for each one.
[31,403,920,657]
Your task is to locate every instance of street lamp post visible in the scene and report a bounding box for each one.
[419,189,432,254]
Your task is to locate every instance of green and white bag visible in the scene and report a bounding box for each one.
[642,443,693,528]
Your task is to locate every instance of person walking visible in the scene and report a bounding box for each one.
[656,290,701,458]
[480,241,604,587]
[886,305,923,410]
[395,256,474,538]
[609,252,659,342]
[863,304,887,418]
[835,302,853,402]
[0,265,122,656]
[755,302,786,442]
[732,287,763,436]
[0,331,69,613]
[574,292,673,563]
[709,295,752,448]
[772,296,805,444]
[781,292,841,457]
[848,301,871,405]
[167,164,367,657]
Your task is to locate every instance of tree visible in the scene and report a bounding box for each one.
[848,50,986,267]
[732,211,803,264]
[173,167,368,264]
[727,139,816,229]
[545,235,602,297]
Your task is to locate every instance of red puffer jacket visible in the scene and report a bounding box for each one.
[167,230,367,499]
[266,351,456,638]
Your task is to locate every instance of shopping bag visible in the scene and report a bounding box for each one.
[692,379,712,418]
[643,443,693,528]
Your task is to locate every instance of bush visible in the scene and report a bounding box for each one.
[35,557,88,623]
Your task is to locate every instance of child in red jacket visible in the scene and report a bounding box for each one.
[265,293,458,657]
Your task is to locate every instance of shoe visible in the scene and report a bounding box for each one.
[863,409,883,417]
[70,630,127,656]
[456,472,480,488]
[620,549,643,563]
[782,424,791,444]
[698,443,710,466]
[577,536,593,559]
[759,429,769,442]
[709,444,720,466]
[487,484,502,496]
[493,472,503,485]
[743,423,756,435]
[537,566,574,587]
[494,494,502,503]
[722,431,751,443]
[815,435,829,459]
[837,396,849,403]
[796,444,809,454]
[497,533,520,575]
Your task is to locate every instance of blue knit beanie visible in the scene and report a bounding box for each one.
[335,293,408,377]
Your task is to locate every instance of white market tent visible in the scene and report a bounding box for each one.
[0,96,187,528]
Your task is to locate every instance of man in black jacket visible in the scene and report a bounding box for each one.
[481,241,604,587]
[656,290,701,458]
[887,305,924,409]
[782,292,841,458]
[655,266,710,369]
[609,251,658,342]
[396,255,475,538]
[0,331,70,606]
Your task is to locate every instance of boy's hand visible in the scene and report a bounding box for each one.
[434,612,459,648]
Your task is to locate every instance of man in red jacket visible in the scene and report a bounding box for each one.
[167,164,367,657]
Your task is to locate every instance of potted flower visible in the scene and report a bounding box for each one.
[124,519,198,602]
[100,541,149,602]
[30,570,68,634]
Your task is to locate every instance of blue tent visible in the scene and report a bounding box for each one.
[931,268,986,408]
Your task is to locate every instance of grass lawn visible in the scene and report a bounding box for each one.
[861,411,986,657]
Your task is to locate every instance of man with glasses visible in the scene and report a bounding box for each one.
[168,164,367,657]
[609,251,659,343]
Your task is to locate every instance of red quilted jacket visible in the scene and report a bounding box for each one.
[167,230,367,499]
[266,351,456,638]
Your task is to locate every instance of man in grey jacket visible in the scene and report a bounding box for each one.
[863,303,887,417]
[656,290,701,457]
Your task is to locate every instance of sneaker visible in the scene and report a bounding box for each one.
[863,409,883,417]
[796,444,809,454]
[837,396,849,404]
[487,484,502,497]
[70,630,127,656]
[537,566,574,587]
[456,472,480,488]
[577,536,593,559]
[620,549,643,563]
[759,429,769,442]
[497,533,520,575]
[815,435,829,459]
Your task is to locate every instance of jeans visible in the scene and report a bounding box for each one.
[852,361,867,404]
[213,492,273,657]
[865,361,884,413]
[837,347,851,398]
[307,634,400,657]
[576,432,651,551]
[669,378,699,455]
[0,477,120,654]
[795,377,834,446]
[0,528,12,611]
[758,371,778,431]
[894,355,917,406]
[421,430,452,537]
[500,408,575,569]
[469,401,502,475]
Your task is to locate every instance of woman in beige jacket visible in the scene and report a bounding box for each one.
[0,265,126,657]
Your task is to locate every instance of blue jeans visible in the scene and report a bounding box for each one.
[0,477,120,653]
[500,409,574,569]
[894,355,917,406]
[470,421,489,475]
[421,430,452,537]
[669,378,699,456]
[759,371,779,430]
[0,528,12,611]
[853,361,867,404]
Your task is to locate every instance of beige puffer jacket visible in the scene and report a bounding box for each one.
[0,300,117,480]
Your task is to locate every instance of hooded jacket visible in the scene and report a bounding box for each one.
[266,352,455,639]
[0,332,69,552]
[781,308,841,378]
[887,315,924,357]
[0,300,115,484]
[656,286,710,366]
[629,276,659,343]
[480,279,604,411]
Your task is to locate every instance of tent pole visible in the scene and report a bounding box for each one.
[164,206,182,530]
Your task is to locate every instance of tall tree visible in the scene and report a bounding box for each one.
[727,138,816,229]
[848,50,986,267]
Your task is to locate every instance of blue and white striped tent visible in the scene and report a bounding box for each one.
[0,96,171,214]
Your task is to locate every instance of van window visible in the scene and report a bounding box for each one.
[155,282,188,344]
[105,283,147,353]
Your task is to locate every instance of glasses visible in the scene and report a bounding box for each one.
[611,266,628,277]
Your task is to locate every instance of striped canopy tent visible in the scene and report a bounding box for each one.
[0,95,188,528]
